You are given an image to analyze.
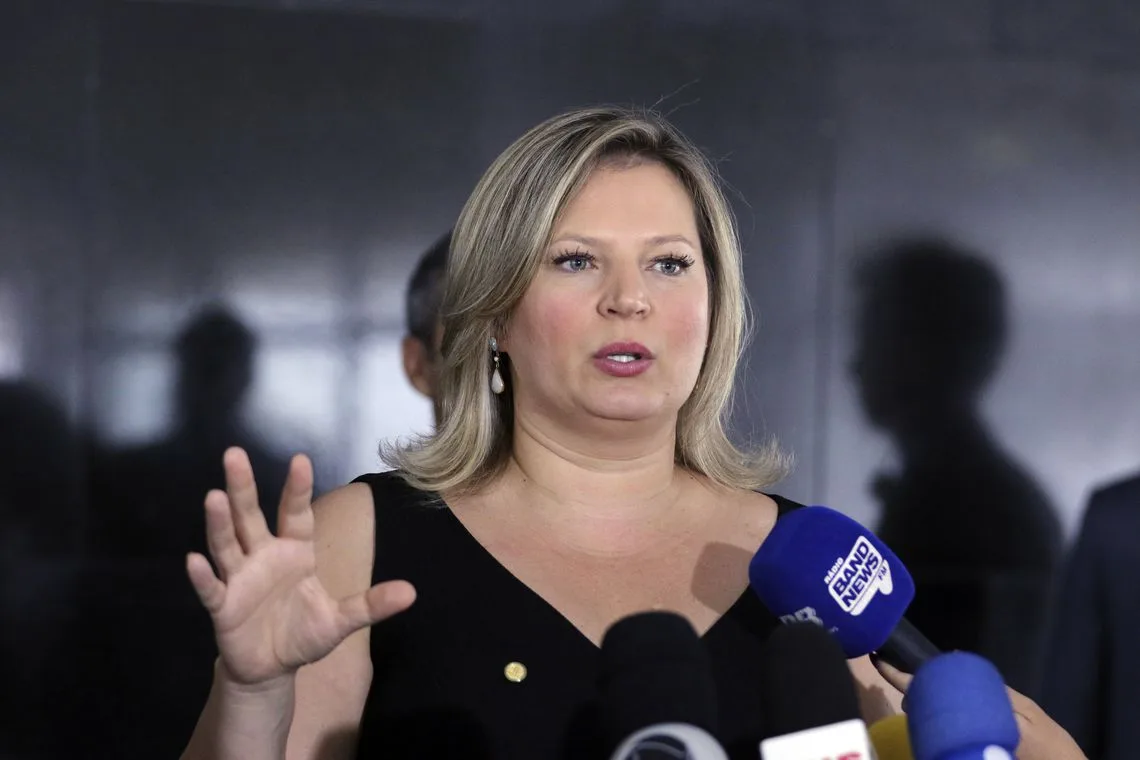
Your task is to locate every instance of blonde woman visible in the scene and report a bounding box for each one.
[180,107,1083,760]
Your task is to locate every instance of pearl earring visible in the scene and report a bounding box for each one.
[489,337,504,395]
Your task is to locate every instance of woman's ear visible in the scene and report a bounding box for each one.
[492,320,510,354]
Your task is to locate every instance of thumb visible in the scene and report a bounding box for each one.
[336,580,417,635]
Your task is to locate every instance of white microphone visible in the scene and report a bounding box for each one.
[760,721,874,760]
[598,611,730,760]
[610,724,729,759]
[757,623,875,760]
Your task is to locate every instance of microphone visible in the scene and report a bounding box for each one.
[608,726,731,759]
[748,505,940,672]
[598,610,729,760]
[868,714,914,760]
[904,651,1019,760]
[757,621,874,760]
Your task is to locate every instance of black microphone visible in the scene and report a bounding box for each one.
[880,616,941,675]
[757,622,875,760]
[598,610,729,760]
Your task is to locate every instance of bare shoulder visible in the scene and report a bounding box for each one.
[286,482,378,760]
[697,475,779,532]
[737,488,781,528]
[681,472,782,555]
[311,482,376,594]
[311,480,374,522]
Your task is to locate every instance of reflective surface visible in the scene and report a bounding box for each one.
[3,1,1140,756]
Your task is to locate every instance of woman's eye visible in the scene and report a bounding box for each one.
[553,251,595,272]
[653,256,694,276]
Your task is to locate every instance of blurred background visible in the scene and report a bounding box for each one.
[3,0,1139,757]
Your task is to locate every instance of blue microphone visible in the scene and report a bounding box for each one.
[905,651,1020,760]
[748,506,938,672]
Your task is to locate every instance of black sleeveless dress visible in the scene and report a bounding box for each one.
[351,470,803,759]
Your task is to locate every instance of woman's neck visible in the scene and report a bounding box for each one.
[457,407,726,560]
[505,410,685,516]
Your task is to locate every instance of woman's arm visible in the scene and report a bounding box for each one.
[180,660,296,760]
[285,484,378,760]
[181,479,395,760]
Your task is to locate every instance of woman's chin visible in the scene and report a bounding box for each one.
[581,395,672,424]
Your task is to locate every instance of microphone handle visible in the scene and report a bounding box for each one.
[875,616,941,674]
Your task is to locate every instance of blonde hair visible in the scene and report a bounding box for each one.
[383,106,789,495]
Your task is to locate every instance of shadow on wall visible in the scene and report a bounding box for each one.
[74,304,294,758]
[848,235,1063,694]
[0,304,295,759]
[0,380,87,759]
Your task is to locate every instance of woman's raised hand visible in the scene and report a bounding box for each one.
[186,447,415,686]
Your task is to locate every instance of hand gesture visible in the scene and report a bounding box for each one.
[186,447,415,686]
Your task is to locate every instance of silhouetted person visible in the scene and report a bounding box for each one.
[81,305,290,758]
[850,237,1062,693]
[0,380,86,759]
[91,305,289,558]
[1040,470,1140,760]
[400,231,449,425]
[0,380,83,557]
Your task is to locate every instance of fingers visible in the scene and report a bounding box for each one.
[1005,686,1053,732]
[186,552,226,613]
[223,447,271,551]
[204,489,244,579]
[336,580,417,636]
[1007,686,1037,722]
[1005,687,1088,760]
[872,658,1087,759]
[871,655,914,694]
[873,656,1039,717]
[276,454,315,541]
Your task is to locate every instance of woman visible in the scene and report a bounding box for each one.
[180,107,1083,759]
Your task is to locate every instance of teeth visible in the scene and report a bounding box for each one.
[607,353,639,362]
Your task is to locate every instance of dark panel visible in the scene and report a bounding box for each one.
[827,51,1140,691]
[90,0,481,468]
[828,52,1140,533]
[479,8,834,502]
[817,0,993,50]
[94,1,480,336]
[995,0,1140,64]
[133,0,477,18]
[71,4,483,757]
[0,0,91,406]
[0,3,94,759]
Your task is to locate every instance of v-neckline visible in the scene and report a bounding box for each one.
[435,494,755,652]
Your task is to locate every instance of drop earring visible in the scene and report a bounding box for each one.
[489,337,505,395]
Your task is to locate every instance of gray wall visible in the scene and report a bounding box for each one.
[3,1,1140,756]
[6,0,1139,527]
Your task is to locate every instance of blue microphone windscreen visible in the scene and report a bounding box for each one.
[905,652,1019,760]
[748,506,915,658]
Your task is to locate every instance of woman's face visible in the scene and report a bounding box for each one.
[501,161,710,433]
